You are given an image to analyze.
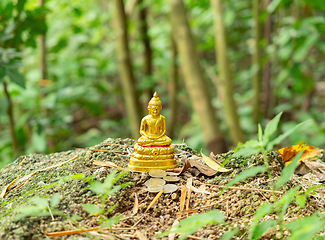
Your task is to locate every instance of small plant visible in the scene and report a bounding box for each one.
[12,169,130,232]
[159,112,325,239]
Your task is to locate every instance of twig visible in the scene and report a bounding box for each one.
[47,203,55,221]
[77,148,127,154]
[132,215,145,228]
[182,197,232,213]
[202,183,284,194]
[46,226,137,237]
[19,156,27,166]
[187,235,208,240]
[0,176,19,198]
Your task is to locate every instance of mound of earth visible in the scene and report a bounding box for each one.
[0,138,324,239]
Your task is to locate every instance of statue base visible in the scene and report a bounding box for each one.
[128,144,178,171]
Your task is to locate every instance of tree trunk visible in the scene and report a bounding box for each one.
[138,0,153,104]
[251,0,263,124]
[113,0,142,139]
[263,0,273,118]
[168,0,227,154]
[3,82,18,152]
[210,0,245,145]
[167,35,178,138]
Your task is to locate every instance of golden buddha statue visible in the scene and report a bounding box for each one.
[128,92,178,171]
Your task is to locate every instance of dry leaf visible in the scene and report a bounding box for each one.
[179,184,187,218]
[188,159,217,176]
[166,158,191,175]
[187,167,201,176]
[144,189,164,214]
[88,231,115,240]
[201,152,231,173]
[190,185,211,195]
[46,227,101,237]
[186,178,193,217]
[0,176,19,198]
[168,220,179,240]
[133,193,139,215]
[277,144,323,165]
[136,230,147,240]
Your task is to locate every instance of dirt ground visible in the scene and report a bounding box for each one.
[0,138,325,239]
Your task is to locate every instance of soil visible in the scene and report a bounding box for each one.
[0,138,325,240]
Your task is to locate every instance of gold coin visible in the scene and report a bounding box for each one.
[149,169,167,178]
[163,184,178,194]
[144,178,166,187]
[163,176,180,182]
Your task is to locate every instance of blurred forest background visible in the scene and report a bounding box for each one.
[1,0,325,168]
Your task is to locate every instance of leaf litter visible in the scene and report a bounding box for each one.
[1,138,325,239]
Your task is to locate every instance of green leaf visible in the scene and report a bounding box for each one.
[275,149,304,190]
[252,220,278,239]
[107,185,122,196]
[106,205,116,215]
[296,195,306,208]
[267,120,310,150]
[81,204,102,216]
[252,203,274,226]
[5,68,25,88]
[262,112,282,145]
[258,124,263,142]
[285,214,324,240]
[220,228,239,240]
[222,166,266,193]
[50,193,60,208]
[29,197,48,208]
[90,181,105,194]
[100,216,123,229]
[267,0,282,13]
[103,169,118,190]
[156,210,224,240]
[71,214,82,221]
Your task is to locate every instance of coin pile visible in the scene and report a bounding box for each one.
[145,169,179,193]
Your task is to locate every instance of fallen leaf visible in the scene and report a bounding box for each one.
[201,152,231,173]
[209,152,222,165]
[186,178,193,217]
[136,230,147,240]
[187,167,201,176]
[166,158,191,175]
[168,220,179,240]
[188,159,217,176]
[133,193,139,215]
[296,160,325,180]
[179,184,187,218]
[88,231,115,240]
[144,189,164,214]
[190,185,211,195]
[277,144,323,165]
[0,176,19,198]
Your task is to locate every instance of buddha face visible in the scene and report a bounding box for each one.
[148,103,161,116]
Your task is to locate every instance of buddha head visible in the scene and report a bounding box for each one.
[148,92,162,117]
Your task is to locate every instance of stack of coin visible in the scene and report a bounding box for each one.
[145,169,179,193]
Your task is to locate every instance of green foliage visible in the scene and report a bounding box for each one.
[222,166,266,193]
[156,210,224,240]
[12,169,130,232]
[274,149,303,190]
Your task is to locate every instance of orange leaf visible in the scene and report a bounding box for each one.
[144,190,164,214]
[277,144,323,165]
